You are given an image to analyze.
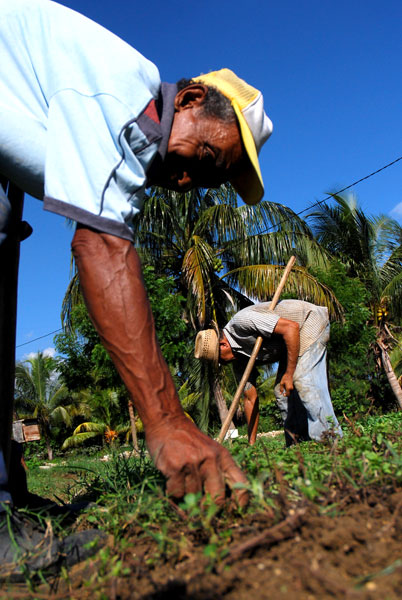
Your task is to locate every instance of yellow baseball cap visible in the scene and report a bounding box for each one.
[193,68,273,205]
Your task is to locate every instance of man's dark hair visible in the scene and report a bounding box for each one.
[177,78,236,123]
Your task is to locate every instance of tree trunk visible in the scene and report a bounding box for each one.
[128,399,139,451]
[377,339,402,410]
[213,376,236,431]
[45,436,53,461]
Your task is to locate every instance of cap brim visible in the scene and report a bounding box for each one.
[229,102,264,206]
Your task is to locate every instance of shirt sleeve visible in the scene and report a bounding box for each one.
[43,89,158,240]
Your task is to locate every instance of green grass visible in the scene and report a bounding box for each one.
[231,411,402,504]
[25,411,402,523]
[14,411,402,593]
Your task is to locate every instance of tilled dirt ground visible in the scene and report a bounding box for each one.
[4,484,401,599]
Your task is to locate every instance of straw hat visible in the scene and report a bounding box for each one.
[194,329,219,366]
[193,68,273,206]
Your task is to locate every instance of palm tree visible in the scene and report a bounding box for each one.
[134,185,341,328]
[14,352,85,459]
[61,388,130,450]
[131,185,343,428]
[308,192,402,409]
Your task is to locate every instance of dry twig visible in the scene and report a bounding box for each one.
[221,507,307,566]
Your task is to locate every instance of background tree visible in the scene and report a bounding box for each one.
[312,261,381,416]
[56,267,192,443]
[308,193,402,409]
[134,185,340,327]
[61,388,130,450]
[130,185,342,429]
[14,352,85,459]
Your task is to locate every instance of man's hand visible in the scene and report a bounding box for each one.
[146,416,249,508]
[279,372,295,397]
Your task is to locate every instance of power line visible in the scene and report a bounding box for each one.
[206,154,402,259]
[291,155,402,221]
[16,154,402,349]
[220,156,402,242]
[16,328,63,349]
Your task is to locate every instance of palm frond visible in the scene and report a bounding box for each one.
[381,270,402,320]
[61,431,101,450]
[50,405,72,426]
[61,271,82,332]
[182,237,215,326]
[194,203,247,244]
[73,422,106,435]
[221,264,343,320]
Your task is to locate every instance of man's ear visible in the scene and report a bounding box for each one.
[174,84,208,110]
[219,338,230,351]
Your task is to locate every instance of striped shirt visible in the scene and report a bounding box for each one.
[223,300,329,363]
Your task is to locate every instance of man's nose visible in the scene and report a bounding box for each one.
[176,171,193,191]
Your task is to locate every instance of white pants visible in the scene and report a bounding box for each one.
[275,324,342,444]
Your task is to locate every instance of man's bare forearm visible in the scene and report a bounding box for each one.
[274,318,300,376]
[282,328,299,379]
[71,226,184,429]
[273,318,300,394]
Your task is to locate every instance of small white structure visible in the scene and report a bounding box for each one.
[12,418,41,443]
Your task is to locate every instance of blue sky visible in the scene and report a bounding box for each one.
[16,0,402,360]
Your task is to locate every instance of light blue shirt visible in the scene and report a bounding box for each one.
[0,0,172,240]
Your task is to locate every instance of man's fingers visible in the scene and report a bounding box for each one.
[167,451,248,508]
[166,466,203,499]
[152,427,249,508]
[165,473,186,499]
[184,468,203,496]
[219,448,249,508]
[198,443,249,508]
[199,458,226,506]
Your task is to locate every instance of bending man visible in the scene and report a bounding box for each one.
[195,300,342,445]
[0,0,274,567]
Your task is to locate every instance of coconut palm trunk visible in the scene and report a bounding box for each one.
[377,339,402,410]
[41,422,54,460]
[128,399,139,451]
[213,377,235,431]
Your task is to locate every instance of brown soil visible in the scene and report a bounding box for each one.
[3,485,401,599]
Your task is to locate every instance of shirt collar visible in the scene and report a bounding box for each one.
[222,327,242,352]
[155,82,177,161]
[146,82,177,184]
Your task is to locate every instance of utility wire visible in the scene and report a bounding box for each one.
[288,155,402,222]
[216,155,402,244]
[16,328,63,349]
[209,155,402,260]
[16,155,402,350]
